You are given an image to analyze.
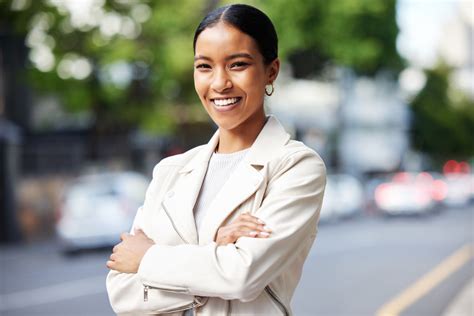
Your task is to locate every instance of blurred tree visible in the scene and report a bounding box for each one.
[1,0,402,139]
[1,0,207,137]
[251,0,403,77]
[411,63,474,163]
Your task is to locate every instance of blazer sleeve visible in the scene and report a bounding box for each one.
[137,149,326,302]
[106,177,196,314]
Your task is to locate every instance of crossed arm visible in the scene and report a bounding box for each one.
[107,213,271,274]
[106,211,273,314]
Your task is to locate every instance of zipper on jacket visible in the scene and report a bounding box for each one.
[265,285,289,316]
[151,300,203,314]
[155,300,204,314]
[227,299,232,315]
[143,284,188,299]
[144,284,189,301]
[143,284,208,313]
[144,285,149,301]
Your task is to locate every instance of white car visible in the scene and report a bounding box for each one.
[56,171,149,251]
[374,172,435,215]
[320,174,365,222]
[443,174,472,207]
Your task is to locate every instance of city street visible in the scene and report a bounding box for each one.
[1,1,472,316]
[1,206,472,316]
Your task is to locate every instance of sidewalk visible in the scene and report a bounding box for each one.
[442,278,473,316]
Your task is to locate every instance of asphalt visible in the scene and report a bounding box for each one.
[442,278,473,316]
[1,206,472,315]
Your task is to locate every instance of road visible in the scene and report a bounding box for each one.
[0,206,472,316]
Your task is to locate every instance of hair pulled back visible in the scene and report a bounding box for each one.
[193,4,278,65]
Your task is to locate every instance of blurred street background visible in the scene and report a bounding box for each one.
[0,0,473,315]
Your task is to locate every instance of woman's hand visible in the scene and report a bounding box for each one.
[215,213,272,246]
[106,228,155,273]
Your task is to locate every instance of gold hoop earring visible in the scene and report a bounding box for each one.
[265,83,274,96]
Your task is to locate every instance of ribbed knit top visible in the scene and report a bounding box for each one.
[193,147,250,238]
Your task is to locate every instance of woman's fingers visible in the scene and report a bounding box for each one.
[215,213,273,245]
[120,232,129,241]
[229,229,266,240]
[240,229,271,238]
[231,215,273,237]
[236,222,272,233]
[239,212,265,224]
[234,214,272,233]
[246,230,271,237]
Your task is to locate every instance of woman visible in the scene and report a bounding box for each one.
[106,4,326,315]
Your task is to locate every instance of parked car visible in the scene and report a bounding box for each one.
[470,173,474,202]
[442,174,472,207]
[320,174,365,222]
[441,159,472,207]
[56,171,149,251]
[373,172,436,216]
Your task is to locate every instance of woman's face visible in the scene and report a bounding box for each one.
[193,22,279,132]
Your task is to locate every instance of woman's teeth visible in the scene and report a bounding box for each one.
[212,97,240,107]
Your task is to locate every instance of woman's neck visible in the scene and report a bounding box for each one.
[215,115,267,154]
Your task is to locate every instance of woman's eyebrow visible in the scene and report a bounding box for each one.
[226,53,253,60]
[194,53,254,62]
[194,55,211,62]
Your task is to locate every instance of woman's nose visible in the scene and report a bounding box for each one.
[210,69,232,92]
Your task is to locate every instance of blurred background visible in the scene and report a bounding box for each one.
[0,0,472,315]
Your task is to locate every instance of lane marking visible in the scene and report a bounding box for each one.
[0,275,107,311]
[375,243,474,316]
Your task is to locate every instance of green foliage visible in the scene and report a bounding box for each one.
[1,0,402,134]
[411,64,474,161]
[1,0,204,134]
[252,0,403,77]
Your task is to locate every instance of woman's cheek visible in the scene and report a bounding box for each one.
[195,75,210,97]
[194,82,205,100]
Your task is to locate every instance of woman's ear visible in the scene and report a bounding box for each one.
[267,58,280,84]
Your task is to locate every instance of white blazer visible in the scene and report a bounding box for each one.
[106,115,326,315]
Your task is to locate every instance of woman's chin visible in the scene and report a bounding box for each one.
[213,119,241,132]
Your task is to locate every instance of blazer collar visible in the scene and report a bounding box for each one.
[245,115,291,166]
[163,115,291,245]
[179,115,290,174]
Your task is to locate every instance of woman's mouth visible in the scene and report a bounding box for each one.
[210,97,242,112]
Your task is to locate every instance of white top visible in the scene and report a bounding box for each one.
[193,147,250,238]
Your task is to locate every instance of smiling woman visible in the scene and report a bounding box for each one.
[192,6,279,153]
[106,4,326,316]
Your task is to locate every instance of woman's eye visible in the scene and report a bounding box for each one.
[230,61,249,69]
[195,63,211,70]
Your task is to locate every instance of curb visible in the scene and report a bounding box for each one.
[442,278,474,316]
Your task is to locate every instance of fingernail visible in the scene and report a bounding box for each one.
[263,225,272,232]
[249,231,258,236]
[257,218,265,224]
[259,231,270,237]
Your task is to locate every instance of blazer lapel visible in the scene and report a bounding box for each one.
[198,163,263,244]
[161,163,207,245]
[198,116,291,244]
[160,115,291,246]
[161,131,219,245]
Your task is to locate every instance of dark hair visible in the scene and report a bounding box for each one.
[193,4,278,65]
